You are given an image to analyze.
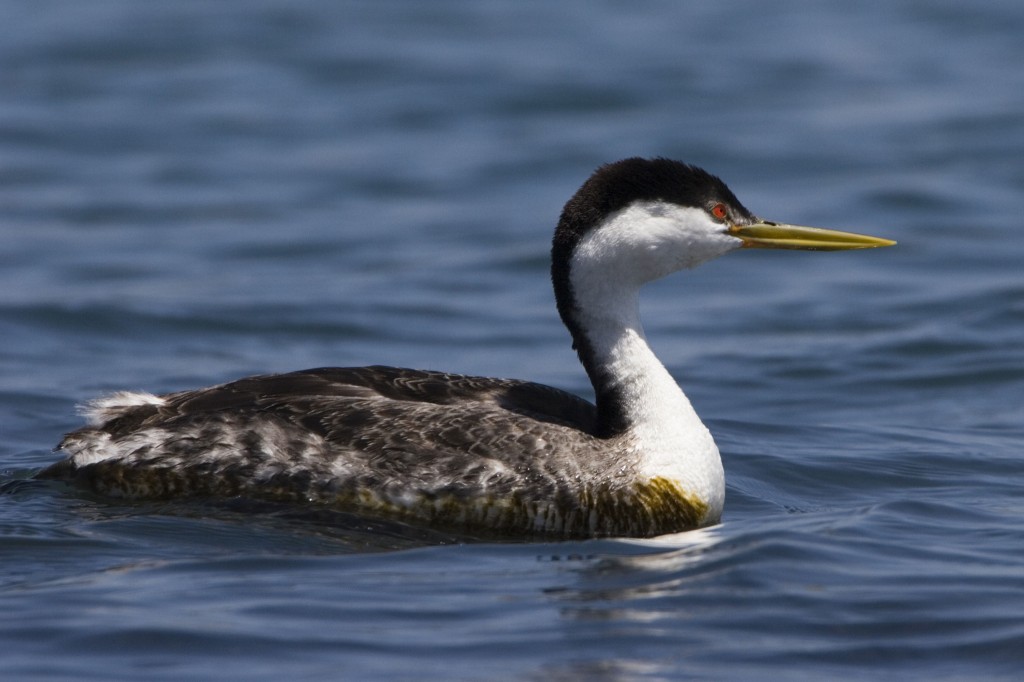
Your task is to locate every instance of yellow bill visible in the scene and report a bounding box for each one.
[730,221,896,251]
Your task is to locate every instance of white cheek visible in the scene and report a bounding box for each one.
[571,201,741,285]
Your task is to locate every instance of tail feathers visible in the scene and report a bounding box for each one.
[78,391,166,426]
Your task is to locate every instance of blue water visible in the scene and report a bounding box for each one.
[2,1,1023,679]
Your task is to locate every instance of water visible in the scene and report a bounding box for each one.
[2,1,1023,679]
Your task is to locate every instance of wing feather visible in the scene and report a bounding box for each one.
[47,366,606,500]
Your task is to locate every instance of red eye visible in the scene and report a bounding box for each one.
[711,203,728,221]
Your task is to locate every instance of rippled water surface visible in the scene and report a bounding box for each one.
[2,1,1023,679]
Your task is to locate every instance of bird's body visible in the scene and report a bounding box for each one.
[48,367,709,537]
[41,158,893,539]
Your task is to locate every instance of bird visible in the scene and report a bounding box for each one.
[39,158,894,539]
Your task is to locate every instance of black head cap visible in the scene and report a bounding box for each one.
[551,158,754,302]
[552,158,753,259]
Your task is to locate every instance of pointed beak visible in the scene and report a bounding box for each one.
[729,221,896,251]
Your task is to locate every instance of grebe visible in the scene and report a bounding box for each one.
[41,158,894,538]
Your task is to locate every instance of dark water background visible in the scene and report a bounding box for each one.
[2,1,1023,679]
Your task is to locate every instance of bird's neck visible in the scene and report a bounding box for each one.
[562,279,724,518]
[549,204,726,518]
[567,281,699,441]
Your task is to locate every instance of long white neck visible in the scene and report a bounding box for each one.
[560,204,729,518]
[571,273,722,504]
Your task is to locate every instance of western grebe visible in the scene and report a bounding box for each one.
[41,158,894,538]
